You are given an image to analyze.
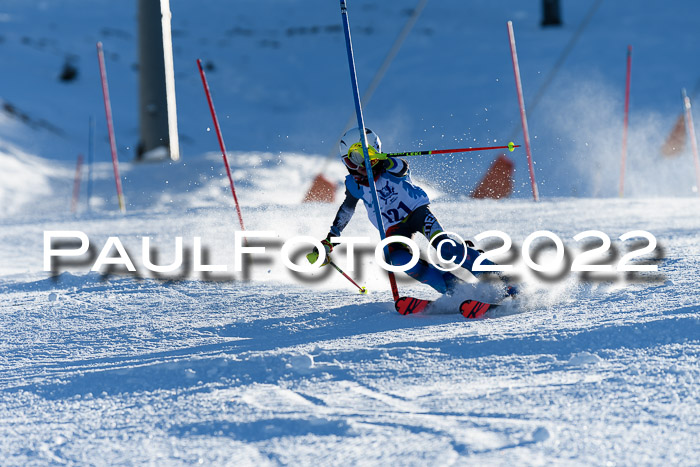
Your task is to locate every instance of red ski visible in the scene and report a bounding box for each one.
[395,296,499,318]
[395,296,432,315]
[459,299,499,319]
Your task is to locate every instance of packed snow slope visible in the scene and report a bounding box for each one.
[1,151,699,465]
[1,0,700,197]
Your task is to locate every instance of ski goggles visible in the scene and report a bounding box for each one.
[342,142,381,171]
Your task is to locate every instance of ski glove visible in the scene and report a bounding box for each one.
[306,237,333,266]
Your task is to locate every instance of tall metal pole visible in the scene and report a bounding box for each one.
[138,0,178,160]
[160,0,179,161]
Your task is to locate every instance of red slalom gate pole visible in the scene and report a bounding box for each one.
[507,21,539,201]
[196,59,246,231]
[682,89,700,196]
[619,45,632,197]
[71,154,84,213]
[96,42,126,213]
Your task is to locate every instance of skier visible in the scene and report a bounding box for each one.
[308,127,516,300]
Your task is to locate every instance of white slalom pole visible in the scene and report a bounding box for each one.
[682,89,700,196]
[160,0,180,161]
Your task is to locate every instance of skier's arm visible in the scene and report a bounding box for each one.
[383,157,409,177]
[328,187,359,238]
[307,188,359,266]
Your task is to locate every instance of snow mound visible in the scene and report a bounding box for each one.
[0,141,67,217]
[287,354,314,373]
[567,351,603,366]
[532,426,551,443]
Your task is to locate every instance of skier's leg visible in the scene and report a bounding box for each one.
[433,234,518,296]
[431,232,496,275]
[389,248,451,294]
[407,205,494,275]
[384,207,469,295]
[416,205,518,297]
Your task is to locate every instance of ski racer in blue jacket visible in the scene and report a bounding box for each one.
[311,127,515,296]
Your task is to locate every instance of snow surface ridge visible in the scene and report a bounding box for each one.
[0,136,70,218]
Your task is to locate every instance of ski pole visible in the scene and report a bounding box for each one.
[306,249,367,294]
[374,142,520,159]
[329,260,367,294]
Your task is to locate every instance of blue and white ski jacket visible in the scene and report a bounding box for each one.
[329,157,430,236]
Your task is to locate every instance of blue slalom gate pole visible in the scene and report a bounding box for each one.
[339,0,400,301]
[87,116,95,212]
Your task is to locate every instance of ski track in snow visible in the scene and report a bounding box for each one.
[1,154,698,464]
